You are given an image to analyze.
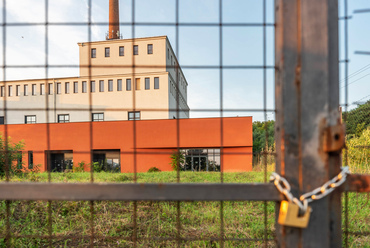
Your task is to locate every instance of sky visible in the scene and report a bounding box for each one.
[0,0,368,122]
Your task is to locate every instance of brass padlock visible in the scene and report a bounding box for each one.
[278,200,311,228]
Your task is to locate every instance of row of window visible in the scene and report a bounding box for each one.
[21,112,141,124]
[0,78,160,97]
[91,44,153,58]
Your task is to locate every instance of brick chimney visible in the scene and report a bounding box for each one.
[108,0,120,39]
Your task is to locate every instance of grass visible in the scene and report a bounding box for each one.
[0,171,369,247]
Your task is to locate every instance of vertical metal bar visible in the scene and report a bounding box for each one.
[2,1,10,246]
[263,0,268,247]
[343,0,349,245]
[219,0,225,246]
[275,0,341,247]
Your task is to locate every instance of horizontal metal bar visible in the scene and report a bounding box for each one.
[354,51,370,55]
[0,234,275,242]
[344,174,370,193]
[0,183,282,201]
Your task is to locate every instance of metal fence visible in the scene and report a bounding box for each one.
[0,0,369,247]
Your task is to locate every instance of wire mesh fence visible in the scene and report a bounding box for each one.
[0,0,369,247]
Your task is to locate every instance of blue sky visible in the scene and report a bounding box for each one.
[0,0,368,121]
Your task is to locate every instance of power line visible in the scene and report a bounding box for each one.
[340,72,370,89]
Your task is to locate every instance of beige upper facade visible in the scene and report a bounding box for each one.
[0,36,189,124]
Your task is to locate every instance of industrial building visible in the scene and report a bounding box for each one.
[0,0,253,172]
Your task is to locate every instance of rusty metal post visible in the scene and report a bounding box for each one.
[108,0,120,39]
[275,0,341,247]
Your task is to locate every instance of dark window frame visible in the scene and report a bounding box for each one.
[91,48,96,58]
[145,78,150,90]
[154,77,160,89]
[25,115,36,124]
[119,46,124,56]
[58,114,70,123]
[92,113,104,122]
[0,116,4,125]
[128,111,140,120]
[91,81,95,93]
[99,80,104,92]
[117,79,122,91]
[108,80,113,92]
[28,151,33,169]
[82,81,87,93]
[126,79,131,91]
[73,82,78,93]
[105,47,110,57]
[65,82,70,94]
[148,44,153,54]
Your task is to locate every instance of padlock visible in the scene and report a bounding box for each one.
[278,200,311,228]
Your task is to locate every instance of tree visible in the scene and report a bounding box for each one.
[170,150,185,171]
[253,120,275,154]
[0,135,25,176]
[343,101,370,138]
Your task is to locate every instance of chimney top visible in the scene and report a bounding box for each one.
[107,0,120,40]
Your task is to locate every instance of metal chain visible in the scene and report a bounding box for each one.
[270,166,350,214]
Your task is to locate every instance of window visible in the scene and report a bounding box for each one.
[58,114,70,123]
[99,80,104,92]
[135,78,141,90]
[0,116,4,124]
[148,44,153,54]
[73,82,78,93]
[108,80,113,92]
[119,46,124,56]
[82,81,87,93]
[28,151,33,169]
[40,84,45,95]
[17,152,22,169]
[168,48,169,59]
[16,85,20,96]
[126,79,131,91]
[154,77,159,89]
[8,85,12,96]
[105,47,110,57]
[117,79,122,91]
[133,45,138,55]
[145,78,150,90]
[48,83,53,94]
[57,83,61,94]
[65,82,70,94]
[24,85,28,96]
[32,84,36,95]
[128,111,140,120]
[0,86,3,97]
[91,48,96,58]
[92,113,104,122]
[25,115,36,124]
[91,81,95,92]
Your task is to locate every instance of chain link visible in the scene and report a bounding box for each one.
[270,166,350,214]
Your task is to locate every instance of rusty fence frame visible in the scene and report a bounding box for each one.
[0,0,369,247]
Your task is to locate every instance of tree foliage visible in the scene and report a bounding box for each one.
[343,101,370,138]
[253,120,275,154]
[0,135,25,176]
[170,150,185,171]
[346,127,370,173]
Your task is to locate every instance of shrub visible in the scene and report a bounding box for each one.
[170,150,185,171]
[73,161,86,173]
[147,167,161,172]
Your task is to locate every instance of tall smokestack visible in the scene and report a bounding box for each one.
[108,0,120,39]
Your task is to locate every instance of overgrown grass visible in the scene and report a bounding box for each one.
[0,171,369,247]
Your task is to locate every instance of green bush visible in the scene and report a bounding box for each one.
[147,167,161,172]
[73,161,86,173]
[170,150,185,171]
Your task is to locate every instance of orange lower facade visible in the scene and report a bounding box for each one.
[0,117,253,172]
